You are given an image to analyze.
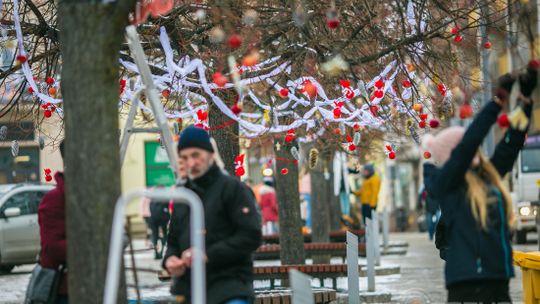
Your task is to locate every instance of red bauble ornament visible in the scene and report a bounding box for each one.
[162,89,170,98]
[423,151,432,159]
[44,168,51,175]
[375,79,385,89]
[46,77,55,85]
[402,80,411,88]
[28,87,34,93]
[386,145,393,152]
[285,134,294,143]
[451,26,460,34]
[497,113,510,128]
[419,113,428,121]
[334,128,341,135]
[16,55,27,63]
[419,121,426,128]
[353,124,361,131]
[348,144,356,151]
[213,72,228,87]
[454,35,463,43]
[231,103,242,115]
[327,19,340,29]
[304,82,317,98]
[235,167,245,177]
[44,110,52,118]
[459,103,473,119]
[389,151,396,160]
[370,105,378,116]
[374,90,384,98]
[279,88,289,98]
[227,34,242,49]
[333,107,341,118]
[45,175,52,182]
[483,41,492,49]
[281,168,289,175]
[429,119,440,128]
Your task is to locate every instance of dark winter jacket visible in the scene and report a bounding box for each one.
[424,101,531,287]
[38,172,67,295]
[163,164,262,304]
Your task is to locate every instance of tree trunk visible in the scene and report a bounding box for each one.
[59,2,133,303]
[209,90,239,176]
[310,148,330,264]
[325,152,342,231]
[273,138,305,265]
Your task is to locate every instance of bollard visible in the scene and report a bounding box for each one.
[372,210,381,266]
[289,269,314,304]
[382,206,390,250]
[366,218,375,292]
[346,232,360,304]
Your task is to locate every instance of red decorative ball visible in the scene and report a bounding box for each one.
[333,107,341,119]
[235,167,245,177]
[419,121,426,128]
[402,80,411,88]
[213,72,228,87]
[429,119,440,128]
[386,145,393,152]
[227,34,242,49]
[334,128,341,135]
[162,89,170,98]
[370,106,379,116]
[348,144,356,151]
[459,103,473,119]
[44,110,52,118]
[497,113,510,128]
[279,88,289,98]
[451,26,460,34]
[28,87,34,93]
[281,168,289,175]
[483,41,492,49]
[389,151,396,160]
[285,134,294,143]
[16,55,27,63]
[45,175,52,182]
[374,90,384,98]
[375,79,385,89]
[231,103,242,115]
[46,77,55,85]
[419,113,428,121]
[326,19,340,29]
[353,124,360,131]
[44,168,51,175]
[304,82,317,98]
[423,151,431,159]
[454,35,463,43]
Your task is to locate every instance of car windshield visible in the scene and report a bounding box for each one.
[0,184,17,198]
[521,148,540,173]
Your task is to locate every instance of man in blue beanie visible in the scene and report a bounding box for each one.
[163,125,262,304]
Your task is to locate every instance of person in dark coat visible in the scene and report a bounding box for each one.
[418,187,440,240]
[422,63,537,303]
[163,125,262,304]
[149,187,170,260]
[38,141,68,304]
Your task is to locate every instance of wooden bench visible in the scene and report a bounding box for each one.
[255,243,367,260]
[158,263,400,289]
[262,229,365,244]
[254,288,336,304]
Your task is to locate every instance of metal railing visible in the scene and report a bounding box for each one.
[103,188,206,304]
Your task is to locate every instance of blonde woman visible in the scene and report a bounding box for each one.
[423,63,537,303]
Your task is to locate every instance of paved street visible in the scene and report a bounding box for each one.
[0,232,537,303]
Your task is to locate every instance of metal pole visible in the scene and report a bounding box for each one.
[372,210,381,266]
[125,216,141,302]
[480,0,495,156]
[120,88,144,166]
[103,189,205,304]
[125,26,179,179]
[382,206,389,250]
[366,218,375,292]
[346,231,360,304]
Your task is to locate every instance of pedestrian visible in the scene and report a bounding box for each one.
[37,140,68,304]
[259,176,278,235]
[353,163,381,225]
[140,195,152,246]
[418,187,440,240]
[423,63,537,303]
[149,184,170,260]
[163,125,262,304]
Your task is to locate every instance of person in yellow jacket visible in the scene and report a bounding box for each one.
[353,164,381,225]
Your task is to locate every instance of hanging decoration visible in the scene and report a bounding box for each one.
[234,154,246,177]
[308,148,319,169]
[44,168,52,182]
[11,140,19,157]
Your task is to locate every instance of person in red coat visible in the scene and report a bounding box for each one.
[38,141,68,304]
[259,177,278,235]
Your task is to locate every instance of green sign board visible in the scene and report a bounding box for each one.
[144,141,175,186]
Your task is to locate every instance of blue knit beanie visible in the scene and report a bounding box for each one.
[177,125,214,153]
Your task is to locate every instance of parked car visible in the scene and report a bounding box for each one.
[0,184,54,274]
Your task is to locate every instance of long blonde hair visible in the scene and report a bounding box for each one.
[464,152,514,230]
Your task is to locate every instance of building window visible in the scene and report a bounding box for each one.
[0,146,39,184]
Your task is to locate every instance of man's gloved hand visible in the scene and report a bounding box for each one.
[519,59,539,97]
[495,73,516,103]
